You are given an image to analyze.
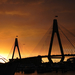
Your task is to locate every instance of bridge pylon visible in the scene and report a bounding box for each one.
[48,19,64,63]
[12,37,21,59]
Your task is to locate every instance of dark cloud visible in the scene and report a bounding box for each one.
[0,0,75,16]
[0,0,74,30]
[0,0,45,4]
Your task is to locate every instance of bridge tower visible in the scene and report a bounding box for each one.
[48,18,64,63]
[12,37,21,59]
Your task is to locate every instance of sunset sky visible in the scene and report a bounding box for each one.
[0,0,75,62]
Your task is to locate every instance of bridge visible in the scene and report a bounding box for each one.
[0,17,75,75]
[8,17,75,62]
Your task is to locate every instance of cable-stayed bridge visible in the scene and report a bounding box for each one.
[8,18,75,62]
[0,18,75,75]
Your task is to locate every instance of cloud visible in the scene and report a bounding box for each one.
[0,0,45,4]
[59,10,75,13]
[0,0,46,16]
[0,11,30,16]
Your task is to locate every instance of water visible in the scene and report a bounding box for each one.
[15,71,75,75]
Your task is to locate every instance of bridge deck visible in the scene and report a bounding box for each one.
[41,54,75,58]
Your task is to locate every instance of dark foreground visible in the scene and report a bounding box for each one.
[0,57,75,75]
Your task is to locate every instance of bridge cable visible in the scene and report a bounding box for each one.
[0,55,9,62]
[39,32,52,55]
[7,43,15,59]
[59,23,75,37]
[38,25,53,55]
[29,25,52,56]
[59,27,75,49]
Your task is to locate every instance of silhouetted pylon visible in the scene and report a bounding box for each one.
[48,19,64,63]
[12,37,21,59]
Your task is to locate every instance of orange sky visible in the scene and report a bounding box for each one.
[0,0,75,62]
